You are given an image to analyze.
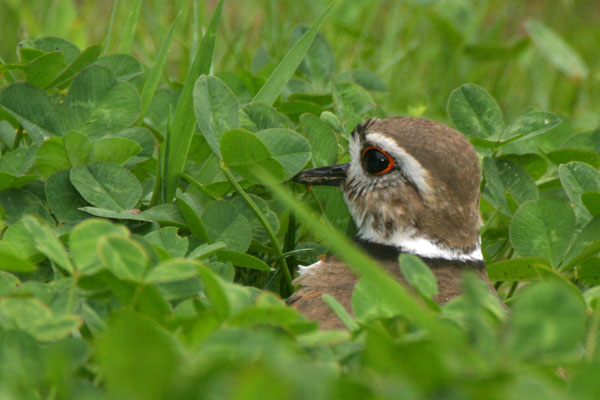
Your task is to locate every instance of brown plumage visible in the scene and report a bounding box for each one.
[289,116,494,329]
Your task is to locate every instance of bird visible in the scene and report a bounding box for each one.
[287,116,492,329]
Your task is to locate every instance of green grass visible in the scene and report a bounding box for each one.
[0,0,600,399]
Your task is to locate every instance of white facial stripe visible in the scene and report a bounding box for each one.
[365,133,432,193]
[358,225,483,262]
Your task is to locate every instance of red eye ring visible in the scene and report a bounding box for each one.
[361,146,395,175]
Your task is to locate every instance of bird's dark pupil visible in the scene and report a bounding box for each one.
[364,149,389,174]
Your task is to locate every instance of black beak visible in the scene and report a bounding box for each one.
[292,163,349,186]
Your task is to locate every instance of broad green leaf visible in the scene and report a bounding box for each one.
[546,149,600,169]
[0,82,66,141]
[64,131,93,166]
[501,111,561,142]
[227,305,304,328]
[24,51,65,88]
[508,280,586,359]
[27,37,80,64]
[78,207,152,222]
[70,162,142,211]
[88,137,141,165]
[63,65,140,139]
[399,254,438,298]
[176,193,209,242]
[50,44,102,88]
[163,0,223,202]
[0,173,37,192]
[352,278,402,320]
[0,146,36,176]
[188,242,226,260]
[32,315,82,342]
[482,157,509,215]
[582,191,600,217]
[35,137,70,177]
[231,195,279,243]
[201,200,252,252]
[0,242,37,273]
[138,13,180,123]
[239,102,286,132]
[578,258,600,286]
[193,75,239,157]
[45,170,89,223]
[94,54,142,80]
[300,113,338,167]
[486,257,551,281]
[253,2,335,105]
[447,83,503,139]
[145,227,189,259]
[22,216,74,274]
[2,220,43,262]
[499,153,548,181]
[255,128,312,180]
[496,159,538,205]
[333,81,376,135]
[145,259,201,283]
[562,216,600,268]
[0,188,52,225]
[144,89,179,137]
[220,129,285,182]
[113,127,155,163]
[118,0,143,54]
[509,197,575,267]
[197,266,230,319]
[525,19,588,80]
[0,271,20,295]
[216,249,270,271]
[558,162,600,226]
[70,219,129,274]
[139,204,186,227]
[99,235,148,282]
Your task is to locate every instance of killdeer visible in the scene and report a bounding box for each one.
[288,117,491,329]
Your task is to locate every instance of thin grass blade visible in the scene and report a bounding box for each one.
[118,0,143,54]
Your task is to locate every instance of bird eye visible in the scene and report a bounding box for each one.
[361,147,395,175]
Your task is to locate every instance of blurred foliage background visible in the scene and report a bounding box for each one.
[2,0,598,129]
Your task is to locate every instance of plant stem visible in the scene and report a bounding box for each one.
[220,163,294,293]
[586,306,600,361]
[12,126,23,149]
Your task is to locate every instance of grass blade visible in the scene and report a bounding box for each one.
[253,1,335,106]
[137,12,181,125]
[162,0,224,202]
[103,0,119,55]
[118,0,143,54]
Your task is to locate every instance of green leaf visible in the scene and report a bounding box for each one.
[486,257,551,281]
[113,127,155,164]
[70,162,142,211]
[193,75,239,157]
[176,193,209,242]
[163,0,224,202]
[22,216,74,274]
[399,254,438,298]
[2,220,43,262]
[63,65,141,139]
[139,24,179,124]
[94,54,142,80]
[35,137,70,178]
[118,0,143,54]
[145,227,189,259]
[27,37,80,64]
[300,113,338,167]
[45,170,89,223]
[582,191,600,217]
[546,149,600,169]
[498,153,548,181]
[88,137,141,165]
[447,83,503,139]
[292,26,335,87]
[70,219,129,274]
[562,216,600,269]
[525,19,588,80]
[24,51,65,88]
[197,266,230,319]
[253,2,335,105]
[501,111,561,142]
[509,197,575,267]
[255,128,312,180]
[496,159,538,205]
[558,162,600,226]
[188,242,226,260]
[216,249,270,271]
[64,131,93,166]
[50,44,102,88]
[220,128,285,182]
[231,195,279,243]
[239,102,286,132]
[201,200,252,252]
[508,280,586,359]
[78,207,152,222]
[336,69,387,92]
[0,188,52,225]
[145,259,201,283]
[99,235,148,282]
[0,242,37,273]
[321,294,359,331]
[333,81,376,134]
[0,82,66,141]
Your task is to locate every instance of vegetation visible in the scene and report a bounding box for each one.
[0,0,599,398]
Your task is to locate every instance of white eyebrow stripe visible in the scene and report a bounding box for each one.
[365,132,433,193]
